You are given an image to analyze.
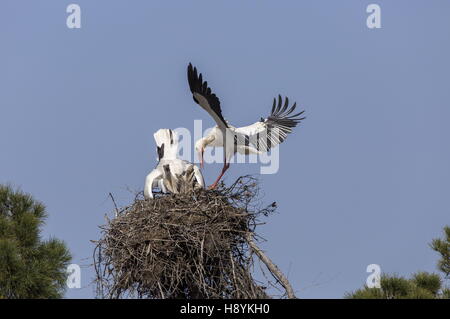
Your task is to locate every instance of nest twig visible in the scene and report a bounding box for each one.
[94,175,296,299]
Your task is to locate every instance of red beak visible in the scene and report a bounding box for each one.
[198,149,204,169]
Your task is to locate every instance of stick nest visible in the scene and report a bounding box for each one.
[94,176,279,299]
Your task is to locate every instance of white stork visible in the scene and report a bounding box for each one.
[144,129,205,198]
[187,63,306,189]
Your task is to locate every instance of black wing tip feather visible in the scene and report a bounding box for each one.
[186,63,228,127]
[258,94,306,146]
[187,63,209,96]
[187,63,199,93]
[269,95,306,123]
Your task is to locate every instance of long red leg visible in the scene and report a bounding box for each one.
[208,162,230,189]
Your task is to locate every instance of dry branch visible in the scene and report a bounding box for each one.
[246,233,296,298]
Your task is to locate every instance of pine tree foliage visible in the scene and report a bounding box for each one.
[431,226,450,279]
[346,225,450,299]
[346,273,443,299]
[0,185,72,298]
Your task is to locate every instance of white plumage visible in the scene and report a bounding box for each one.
[144,129,204,199]
[188,63,305,188]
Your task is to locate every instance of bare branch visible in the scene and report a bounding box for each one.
[246,232,297,299]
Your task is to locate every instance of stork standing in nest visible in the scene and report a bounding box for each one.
[144,129,204,199]
[187,63,306,189]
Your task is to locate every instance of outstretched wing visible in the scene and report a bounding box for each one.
[234,95,305,152]
[187,63,228,129]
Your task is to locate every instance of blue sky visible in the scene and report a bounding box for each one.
[1,1,449,298]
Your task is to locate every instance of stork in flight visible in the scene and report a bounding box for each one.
[187,63,306,189]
